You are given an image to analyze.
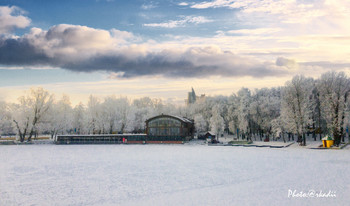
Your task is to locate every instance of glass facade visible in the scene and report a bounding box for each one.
[148,117,182,136]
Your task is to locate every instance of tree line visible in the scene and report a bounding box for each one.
[1,71,350,146]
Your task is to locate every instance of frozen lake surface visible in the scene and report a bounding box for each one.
[1,144,349,206]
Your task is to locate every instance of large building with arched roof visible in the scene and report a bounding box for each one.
[56,114,194,144]
[145,114,194,141]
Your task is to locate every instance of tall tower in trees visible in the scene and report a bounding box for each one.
[187,87,197,104]
[186,88,205,105]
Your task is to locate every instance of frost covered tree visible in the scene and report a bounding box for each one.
[281,76,313,146]
[86,95,102,134]
[152,98,165,115]
[194,114,207,135]
[11,88,54,142]
[227,94,239,138]
[0,102,13,135]
[236,88,251,140]
[262,88,281,140]
[114,97,134,133]
[249,88,281,141]
[249,97,263,140]
[132,97,156,132]
[3,71,350,143]
[317,71,350,146]
[209,104,225,141]
[199,97,217,125]
[309,84,330,141]
[0,102,6,134]
[100,96,119,134]
[44,95,73,139]
[72,103,86,134]
[271,116,286,142]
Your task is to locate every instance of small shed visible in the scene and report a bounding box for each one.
[204,132,216,140]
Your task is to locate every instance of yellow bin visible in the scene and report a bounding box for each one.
[323,140,334,148]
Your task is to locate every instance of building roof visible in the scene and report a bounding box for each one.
[205,131,215,135]
[145,114,193,124]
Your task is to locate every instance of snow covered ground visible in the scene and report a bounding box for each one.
[1,144,349,206]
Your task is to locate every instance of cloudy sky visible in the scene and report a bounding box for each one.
[1,0,350,105]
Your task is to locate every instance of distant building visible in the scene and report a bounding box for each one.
[145,114,194,141]
[186,87,205,105]
[188,88,197,104]
[204,132,216,139]
[56,115,195,144]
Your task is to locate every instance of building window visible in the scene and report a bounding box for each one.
[147,116,191,138]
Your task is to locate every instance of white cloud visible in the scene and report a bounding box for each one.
[178,2,189,6]
[190,0,236,9]
[0,6,31,34]
[190,0,350,30]
[2,20,347,79]
[276,57,298,70]
[0,23,292,78]
[1,3,350,80]
[19,24,141,62]
[152,29,350,67]
[110,29,139,43]
[178,0,350,65]
[143,16,213,28]
[23,25,116,60]
[227,28,281,36]
[141,3,157,10]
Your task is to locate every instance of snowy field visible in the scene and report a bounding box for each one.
[1,144,350,206]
